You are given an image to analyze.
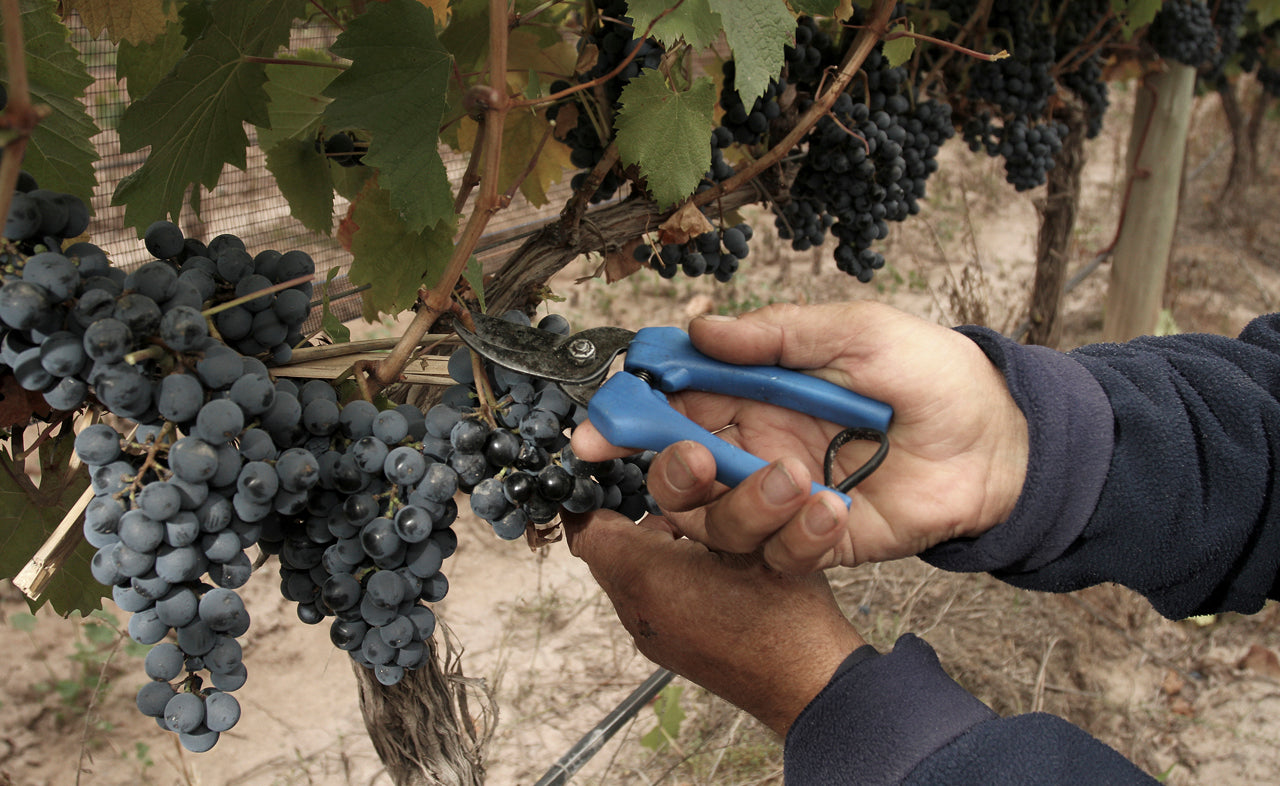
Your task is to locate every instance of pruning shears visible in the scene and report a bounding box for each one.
[454,313,893,506]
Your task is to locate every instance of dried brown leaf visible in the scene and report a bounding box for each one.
[1237,644,1280,678]
[604,238,646,283]
[659,201,713,246]
[0,374,51,429]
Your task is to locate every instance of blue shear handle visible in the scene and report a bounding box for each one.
[589,372,854,507]
[625,327,893,433]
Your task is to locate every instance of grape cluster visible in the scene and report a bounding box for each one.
[1055,0,1115,138]
[0,198,315,421]
[77,414,262,753]
[784,15,838,87]
[142,220,314,364]
[437,311,660,532]
[255,387,454,686]
[1200,0,1250,86]
[717,62,785,148]
[776,47,954,280]
[1147,0,1218,68]
[964,113,1068,191]
[632,223,753,282]
[550,0,664,203]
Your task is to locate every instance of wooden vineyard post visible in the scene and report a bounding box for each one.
[1102,62,1197,342]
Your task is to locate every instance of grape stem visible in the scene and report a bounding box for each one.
[369,0,513,389]
[561,144,620,231]
[511,0,689,111]
[123,344,166,366]
[121,421,175,500]
[308,0,345,31]
[879,26,1010,62]
[692,0,896,211]
[200,273,316,319]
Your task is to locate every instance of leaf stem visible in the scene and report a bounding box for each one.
[242,55,346,70]
[880,28,1008,61]
[309,0,345,30]
[511,0,687,110]
[692,0,896,211]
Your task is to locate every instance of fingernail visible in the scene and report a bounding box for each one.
[762,462,801,505]
[699,314,737,323]
[664,446,697,492]
[803,498,841,537]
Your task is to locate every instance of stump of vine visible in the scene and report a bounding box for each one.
[355,636,489,786]
[1103,62,1197,342]
[1027,105,1087,348]
[1218,79,1272,208]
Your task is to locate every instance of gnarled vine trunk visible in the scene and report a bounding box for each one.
[1026,105,1086,348]
[355,630,491,785]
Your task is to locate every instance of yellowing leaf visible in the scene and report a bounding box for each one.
[66,0,171,44]
[457,108,572,207]
[417,0,450,25]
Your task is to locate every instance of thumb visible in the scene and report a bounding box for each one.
[564,510,655,586]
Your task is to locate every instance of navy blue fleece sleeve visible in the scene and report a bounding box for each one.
[784,635,1155,785]
[932,314,1280,618]
[785,317,1280,784]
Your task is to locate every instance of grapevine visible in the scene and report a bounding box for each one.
[0,0,1277,780]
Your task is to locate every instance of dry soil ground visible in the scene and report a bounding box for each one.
[2,84,1280,786]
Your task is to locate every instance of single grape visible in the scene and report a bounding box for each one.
[145,642,186,682]
[145,221,185,259]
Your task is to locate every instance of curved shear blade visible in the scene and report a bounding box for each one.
[455,312,635,392]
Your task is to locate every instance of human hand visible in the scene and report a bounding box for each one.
[564,508,865,736]
[571,302,1029,573]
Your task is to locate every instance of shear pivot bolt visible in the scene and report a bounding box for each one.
[567,339,596,363]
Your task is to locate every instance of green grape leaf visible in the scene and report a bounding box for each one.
[639,684,686,751]
[117,19,186,102]
[0,435,102,618]
[463,255,486,312]
[331,160,374,200]
[111,0,305,229]
[0,0,100,209]
[338,179,457,319]
[324,0,453,234]
[321,267,351,343]
[264,138,335,234]
[788,0,840,14]
[1110,0,1163,39]
[256,51,338,152]
[627,0,723,50]
[883,24,915,68]
[615,69,715,208]
[708,0,794,104]
[65,0,171,44]
[1251,0,1280,28]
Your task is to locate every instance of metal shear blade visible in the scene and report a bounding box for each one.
[454,312,635,404]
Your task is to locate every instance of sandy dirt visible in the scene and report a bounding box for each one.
[3,84,1280,786]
